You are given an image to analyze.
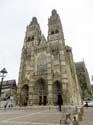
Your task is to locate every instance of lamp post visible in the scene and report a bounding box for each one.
[0,68,8,98]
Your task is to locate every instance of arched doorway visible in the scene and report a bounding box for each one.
[53,81,63,105]
[20,84,29,106]
[34,78,48,105]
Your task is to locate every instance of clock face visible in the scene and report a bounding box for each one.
[37,54,48,74]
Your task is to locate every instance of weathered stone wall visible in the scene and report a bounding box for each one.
[17,9,82,106]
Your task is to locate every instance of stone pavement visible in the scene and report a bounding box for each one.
[0,106,77,125]
[79,107,93,125]
[0,106,92,125]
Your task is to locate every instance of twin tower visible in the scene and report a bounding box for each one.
[17,9,82,106]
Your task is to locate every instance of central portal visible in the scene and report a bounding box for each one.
[53,80,63,105]
[34,78,48,105]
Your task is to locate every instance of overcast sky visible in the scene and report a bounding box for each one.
[0,0,93,84]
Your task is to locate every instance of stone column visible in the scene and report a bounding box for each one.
[29,83,34,105]
[48,81,53,105]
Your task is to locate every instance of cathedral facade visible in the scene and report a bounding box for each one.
[17,9,82,106]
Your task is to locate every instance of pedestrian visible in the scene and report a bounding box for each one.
[57,95,63,111]
[85,101,88,107]
[4,102,8,110]
[58,104,61,111]
[73,116,79,125]
[11,104,13,108]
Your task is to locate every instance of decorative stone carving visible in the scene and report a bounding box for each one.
[17,9,82,106]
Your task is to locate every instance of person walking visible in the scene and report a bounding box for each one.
[84,101,88,108]
[57,95,63,111]
[4,102,8,110]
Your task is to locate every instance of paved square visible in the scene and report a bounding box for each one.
[0,106,92,125]
[0,108,66,125]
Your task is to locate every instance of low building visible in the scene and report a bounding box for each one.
[1,80,17,101]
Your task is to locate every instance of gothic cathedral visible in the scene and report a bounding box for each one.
[17,9,82,106]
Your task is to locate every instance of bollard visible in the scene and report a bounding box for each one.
[48,102,51,111]
[48,104,50,110]
[78,111,82,121]
[73,116,79,125]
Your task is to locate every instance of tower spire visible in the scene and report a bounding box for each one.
[25,17,41,46]
[48,9,64,42]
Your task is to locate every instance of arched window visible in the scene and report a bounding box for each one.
[31,35,34,41]
[37,54,48,74]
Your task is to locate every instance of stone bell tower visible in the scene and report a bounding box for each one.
[47,9,82,105]
[48,9,65,43]
[17,17,42,105]
[17,9,82,106]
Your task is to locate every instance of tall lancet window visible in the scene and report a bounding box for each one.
[37,54,48,74]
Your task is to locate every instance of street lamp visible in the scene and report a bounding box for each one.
[0,68,8,98]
